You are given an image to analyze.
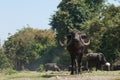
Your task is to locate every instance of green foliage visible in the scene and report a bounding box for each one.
[3,27,55,70]
[39,46,64,64]
[37,64,44,72]
[50,0,106,51]
[57,50,70,68]
[102,5,120,28]
[100,26,120,62]
[0,48,12,69]
[50,0,93,41]
[86,18,105,51]
[85,0,105,12]
[83,5,120,65]
[86,5,120,53]
[50,0,107,49]
[1,68,17,75]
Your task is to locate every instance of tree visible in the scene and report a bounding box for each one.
[50,0,106,45]
[85,0,105,12]
[87,5,120,61]
[50,0,93,42]
[102,5,120,28]
[101,26,120,62]
[87,18,105,52]
[0,47,11,69]
[3,27,55,70]
[86,4,120,52]
[100,5,120,62]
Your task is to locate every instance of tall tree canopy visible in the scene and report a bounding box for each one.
[86,5,120,62]
[100,5,120,62]
[50,0,105,42]
[101,26,120,62]
[3,27,55,70]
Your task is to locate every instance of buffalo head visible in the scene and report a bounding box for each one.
[61,29,90,47]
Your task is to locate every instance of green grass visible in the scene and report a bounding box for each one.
[0,71,120,80]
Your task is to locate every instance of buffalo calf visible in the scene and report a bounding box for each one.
[44,63,60,71]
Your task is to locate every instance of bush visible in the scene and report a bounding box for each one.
[1,68,17,75]
[37,64,44,72]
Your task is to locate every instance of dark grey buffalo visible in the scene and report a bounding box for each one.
[60,29,90,74]
[86,53,110,72]
[113,64,120,70]
[44,63,60,71]
[112,60,120,70]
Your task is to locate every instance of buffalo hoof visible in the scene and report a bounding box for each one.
[70,72,74,75]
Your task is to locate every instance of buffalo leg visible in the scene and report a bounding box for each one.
[75,58,78,74]
[78,54,83,74]
[87,61,90,72]
[96,62,99,71]
[87,61,92,72]
[70,55,75,75]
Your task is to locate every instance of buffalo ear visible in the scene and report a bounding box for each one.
[67,34,72,40]
[81,34,87,39]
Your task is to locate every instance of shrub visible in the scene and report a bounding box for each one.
[37,64,44,72]
[1,68,17,75]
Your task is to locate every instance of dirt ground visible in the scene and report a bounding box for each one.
[48,75,119,80]
[48,71,120,80]
[2,71,120,80]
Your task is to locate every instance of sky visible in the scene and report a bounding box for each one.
[0,0,119,45]
[0,0,61,44]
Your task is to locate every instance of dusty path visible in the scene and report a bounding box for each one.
[48,75,119,80]
[48,71,120,80]
[1,71,120,80]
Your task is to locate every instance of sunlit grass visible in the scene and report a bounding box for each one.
[0,70,120,80]
[6,71,44,80]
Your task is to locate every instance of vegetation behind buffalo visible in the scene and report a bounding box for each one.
[0,0,120,72]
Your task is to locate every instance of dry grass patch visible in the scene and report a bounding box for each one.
[0,70,120,80]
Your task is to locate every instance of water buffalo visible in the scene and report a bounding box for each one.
[86,53,110,72]
[44,63,60,71]
[113,64,120,70]
[60,29,90,74]
[112,60,120,70]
